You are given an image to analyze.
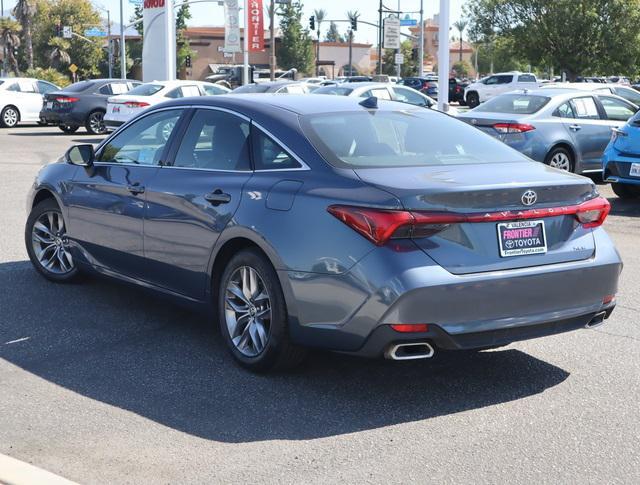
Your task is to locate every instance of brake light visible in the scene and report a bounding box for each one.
[328,197,610,246]
[390,324,429,333]
[124,101,150,108]
[493,123,535,134]
[602,294,615,305]
[55,96,79,103]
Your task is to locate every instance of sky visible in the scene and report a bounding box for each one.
[2,0,467,44]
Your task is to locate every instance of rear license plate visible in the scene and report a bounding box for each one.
[497,220,547,257]
[629,163,640,177]
[46,102,52,109]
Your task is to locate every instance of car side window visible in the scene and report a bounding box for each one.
[98,84,112,95]
[517,74,536,83]
[253,128,301,170]
[202,84,227,95]
[554,102,575,118]
[614,87,640,106]
[599,96,637,122]
[173,109,250,171]
[484,76,498,85]
[393,87,429,107]
[497,75,514,84]
[361,88,392,100]
[37,81,58,94]
[97,109,183,165]
[570,97,600,120]
[110,83,130,95]
[165,88,183,99]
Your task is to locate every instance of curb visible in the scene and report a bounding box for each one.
[0,453,78,485]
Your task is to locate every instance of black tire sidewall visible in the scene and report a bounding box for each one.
[25,199,79,283]
[467,92,479,108]
[217,249,288,371]
[1,106,19,128]
[612,182,640,198]
[85,110,106,135]
[545,147,574,172]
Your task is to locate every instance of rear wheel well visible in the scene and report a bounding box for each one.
[32,189,56,209]
[210,238,274,308]
[546,143,576,170]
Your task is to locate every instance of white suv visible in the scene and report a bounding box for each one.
[464,72,538,108]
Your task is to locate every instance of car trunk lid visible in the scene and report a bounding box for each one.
[354,162,599,274]
[458,112,530,140]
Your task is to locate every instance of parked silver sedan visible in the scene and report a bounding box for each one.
[458,89,638,173]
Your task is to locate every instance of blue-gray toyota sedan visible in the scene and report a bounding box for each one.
[25,95,622,371]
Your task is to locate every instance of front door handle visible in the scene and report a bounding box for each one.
[127,183,145,195]
[205,189,231,206]
[569,124,582,131]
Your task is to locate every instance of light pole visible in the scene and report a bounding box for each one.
[437,0,450,111]
[119,0,126,78]
[96,5,113,78]
[243,0,249,85]
[418,0,424,77]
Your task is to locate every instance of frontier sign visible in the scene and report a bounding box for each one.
[142,0,176,82]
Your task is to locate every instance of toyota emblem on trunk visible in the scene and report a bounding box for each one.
[521,190,537,206]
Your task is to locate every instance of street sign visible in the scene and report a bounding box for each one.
[84,28,107,37]
[395,53,404,65]
[383,16,400,49]
[400,18,417,26]
[62,26,72,39]
[68,64,78,73]
[128,0,143,4]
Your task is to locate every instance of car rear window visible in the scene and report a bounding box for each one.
[64,80,95,92]
[474,94,550,114]
[232,84,271,93]
[518,74,536,82]
[300,110,526,169]
[127,83,164,96]
[314,86,354,96]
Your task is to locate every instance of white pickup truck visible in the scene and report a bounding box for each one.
[464,72,539,108]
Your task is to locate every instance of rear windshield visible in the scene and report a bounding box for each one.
[127,83,164,96]
[314,86,354,96]
[64,80,95,92]
[232,84,271,93]
[474,94,550,114]
[300,110,526,169]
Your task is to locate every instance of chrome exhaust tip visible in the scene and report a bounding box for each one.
[585,311,607,329]
[385,342,435,360]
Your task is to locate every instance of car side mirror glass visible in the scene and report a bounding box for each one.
[66,144,95,167]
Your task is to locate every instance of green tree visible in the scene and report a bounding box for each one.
[13,0,36,69]
[48,36,70,69]
[277,2,313,74]
[131,5,143,36]
[24,66,71,86]
[0,18,22,75]
[382,40,416,77]
[452,60,472,77]
[324,21,344,42]
[465,0,640,80]
[176,2,195,77]
[32,0,105,79]
[452,19,467,62]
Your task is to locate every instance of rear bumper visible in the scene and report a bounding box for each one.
[104,119,124,130]
[39,109,84,126]
[603,149,640,185]
[286,228,622,356]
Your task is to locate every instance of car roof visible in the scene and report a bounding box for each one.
[157,93,422,116]
[541,82,627,91]
[504,88,635,105]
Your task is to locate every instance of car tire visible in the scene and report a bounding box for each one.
[85,110,106,135]
[466,92,479,108]
[0,105,20,128]
[156,119,177,142]
[59,125,79,134]
[218,248,306,372]
[25,198,79,283]
[612,182,640,199]
[544,147,575,172]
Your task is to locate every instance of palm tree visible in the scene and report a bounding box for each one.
[0,18,22,75]
[453,19,468,62]
[313,8,327,76]
[13,0,36,69]
[48,37,71,70]
[346,11,359,77]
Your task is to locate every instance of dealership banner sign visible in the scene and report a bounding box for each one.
[142,0,176,82]
[224,0,241,52]
[247,0,264,52]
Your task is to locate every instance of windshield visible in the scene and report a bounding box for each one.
[473,94,550,114]
[300,110,526,169]
[127,83,165,96]
[64,80,95,92]
[313,86,354,96]
[232,84,271,93]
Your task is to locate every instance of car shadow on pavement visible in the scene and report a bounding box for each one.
[607,196,640,218]
[0,260,570,443]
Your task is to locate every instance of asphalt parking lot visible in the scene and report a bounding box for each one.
[1,125,639,484]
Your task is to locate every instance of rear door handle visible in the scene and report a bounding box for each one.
[205,189,231,206]
[127,183,145,195]
[569,124,582,131]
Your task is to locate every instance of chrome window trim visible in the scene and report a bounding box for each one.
[251,121,310,172]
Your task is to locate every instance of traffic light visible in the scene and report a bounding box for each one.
[412,48,418,60]
[185,55,191,68]
[350,17,357,31]
[55,24,62,37]
[309,15,315,31]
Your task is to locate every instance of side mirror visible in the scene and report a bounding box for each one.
[66,144,95,167]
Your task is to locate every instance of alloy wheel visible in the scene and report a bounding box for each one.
[549,152,571,171]
[3,108,18,127]
[88,112,106,134]
[224,266,271,357]
[31,210,74,274]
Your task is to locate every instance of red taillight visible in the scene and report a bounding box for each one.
[493,123,536,134]
[391,324,429,333]
[328,197,610,246]
[55,96,79,103]
[124,101,150,108]
[602,294,615,305]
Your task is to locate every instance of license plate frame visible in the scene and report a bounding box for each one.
[45,101,53,109]
[497,220,547,258]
